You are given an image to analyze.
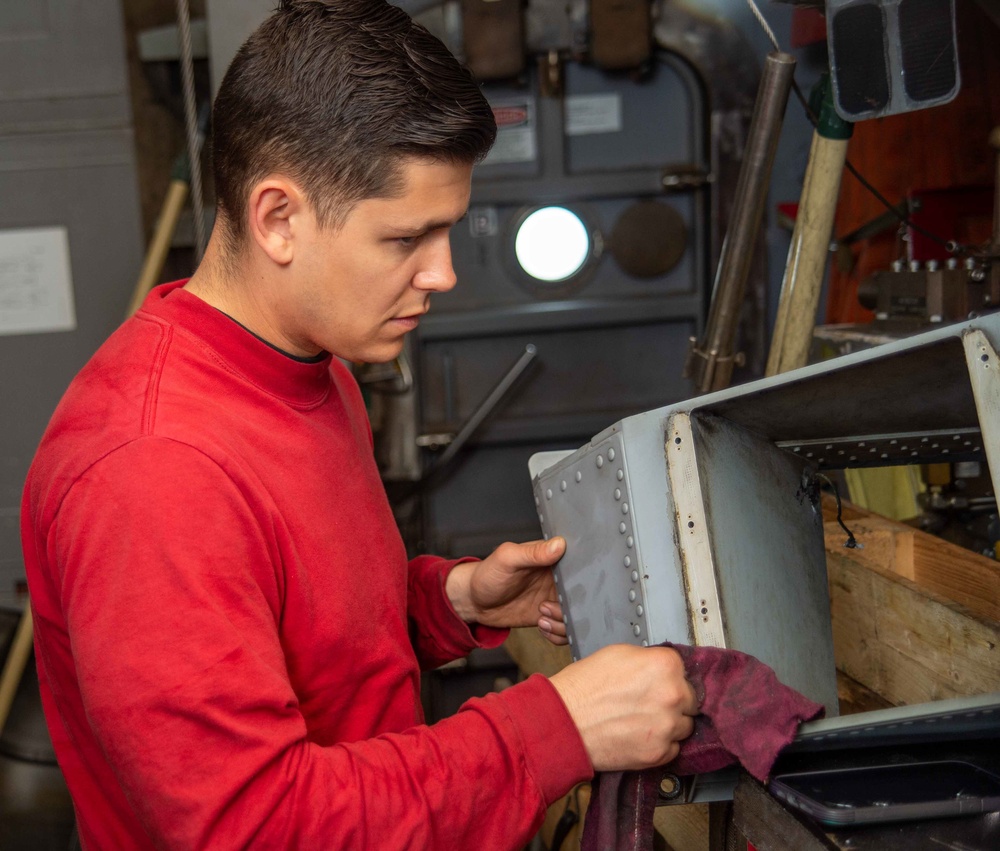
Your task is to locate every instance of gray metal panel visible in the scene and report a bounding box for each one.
[535,430,658,655]
[689,414,838,715]
[424,439,583,559]
[205,0,274,95]
[530,415,694,660]
[0,0,131,127]
[564,56,699,173]
[418,321,697,438]
[538,431,647,653]
[692,315,998,446]
[0,0,144,594]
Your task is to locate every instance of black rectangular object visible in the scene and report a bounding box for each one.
[770,760,1000,827]
[830,4,890,117]
[900,0,958,102]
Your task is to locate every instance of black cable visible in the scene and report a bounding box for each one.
[814,473,862,549]
[742,0,968,259]
[789,78,969,258]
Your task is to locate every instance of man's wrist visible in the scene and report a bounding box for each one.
[444,561,479,623]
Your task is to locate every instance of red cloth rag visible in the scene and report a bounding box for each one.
[581,643,825,851]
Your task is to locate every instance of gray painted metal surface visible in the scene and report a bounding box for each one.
[531,311,1000,700]
[532,408,838,718]
[0,0,144,594]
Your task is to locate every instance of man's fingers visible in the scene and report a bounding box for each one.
[680,678,700,717]
[500,536,564,568]
[539,601,564,622]
[674,714,695,744]
[538,615,567,637]
[532,536,565,565]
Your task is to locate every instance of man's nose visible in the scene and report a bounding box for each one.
[413,234,458,293]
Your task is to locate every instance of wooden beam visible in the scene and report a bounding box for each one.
[824,514,1000,623]
[835,670,893,715]
[827,543,1000,705]
[654,803,710,851]
[504,627,572,679]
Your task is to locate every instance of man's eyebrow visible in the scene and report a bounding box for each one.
[392,211,469,236]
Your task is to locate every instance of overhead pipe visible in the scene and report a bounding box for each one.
[684,51,797,393]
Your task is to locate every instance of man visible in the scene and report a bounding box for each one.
[21,1,697,847]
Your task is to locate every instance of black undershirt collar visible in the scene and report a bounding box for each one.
[214,308,329,364]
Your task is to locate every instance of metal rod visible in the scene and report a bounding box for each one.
[176,0,207,261]
[433,344,537,470]
[685,51,796,392]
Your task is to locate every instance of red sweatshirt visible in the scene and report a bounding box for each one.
[21,281,591,850]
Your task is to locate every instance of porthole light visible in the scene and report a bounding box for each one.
[514,206,591,283]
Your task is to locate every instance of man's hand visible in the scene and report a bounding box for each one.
[445,537,568,645]
[550,645,699,772]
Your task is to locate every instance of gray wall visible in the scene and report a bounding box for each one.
[0,0,145,595]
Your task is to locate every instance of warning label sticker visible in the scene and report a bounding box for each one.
[565,93,623,136]
[482,98,537,165]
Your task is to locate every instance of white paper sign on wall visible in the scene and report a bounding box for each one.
[0,226,77,336]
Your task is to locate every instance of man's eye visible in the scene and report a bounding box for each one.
[396,235,419,247]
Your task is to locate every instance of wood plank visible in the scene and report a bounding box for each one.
[835,671,893,715]
[732,774,835,851]
[827,548,1000,705]
[504,627,573,679]
[824,516,1000,624]
[654,803,709,851]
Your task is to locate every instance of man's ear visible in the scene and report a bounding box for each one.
[247,177,307,265]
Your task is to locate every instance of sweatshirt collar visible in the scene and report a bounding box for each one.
[141,280,333,407]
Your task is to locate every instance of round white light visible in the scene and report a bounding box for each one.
[514,207,591,283]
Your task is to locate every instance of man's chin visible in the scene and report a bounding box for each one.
[354,342,406,365]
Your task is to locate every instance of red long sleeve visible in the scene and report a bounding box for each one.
[22,281,591,849]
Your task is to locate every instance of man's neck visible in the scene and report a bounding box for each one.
[184,238,316,359]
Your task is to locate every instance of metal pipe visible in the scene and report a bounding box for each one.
[685,51,796,392]
[433,344,537,470]
[176,0,207,261]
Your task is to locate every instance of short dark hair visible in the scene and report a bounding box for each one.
[211,0,497,248]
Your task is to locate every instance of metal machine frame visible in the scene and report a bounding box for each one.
[530,313,1000,799]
